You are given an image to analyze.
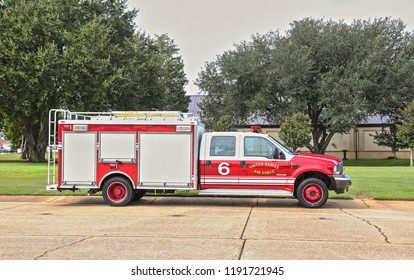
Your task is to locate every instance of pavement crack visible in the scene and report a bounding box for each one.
[149,197,157,204]
[34,236,93,260]
[361,199,370,208]
[0,204,29,211]
[238,240,247,260]
[340,208,390,244]
[240,207,253,239]
[46,197,60,203]
[238,207,253,260]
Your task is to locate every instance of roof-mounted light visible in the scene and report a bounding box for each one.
[251,126,262,133]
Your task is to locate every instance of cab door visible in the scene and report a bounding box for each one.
[200,134,240,189]
[239,135,293,190]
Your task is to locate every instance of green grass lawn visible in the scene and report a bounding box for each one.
[331,161,414,200]
[1,153,414,200]
[0,153,87,195]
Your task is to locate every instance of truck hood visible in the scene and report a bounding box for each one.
[292,153,341,164]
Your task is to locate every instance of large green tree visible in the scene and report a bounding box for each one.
[279,113,312,152]
[372,124,407,160]
[370,26,414,151]
[397,101,414,167]
[197,18,414,154]
[153,34,190,112]
[196,33,276,128]
[0,0,189,162]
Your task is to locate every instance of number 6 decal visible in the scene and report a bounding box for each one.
[218,162,230,176]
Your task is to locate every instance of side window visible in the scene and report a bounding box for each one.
[244,137,276,159]
[210,136,236,156]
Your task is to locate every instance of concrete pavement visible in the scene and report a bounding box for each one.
[0,195,413,260]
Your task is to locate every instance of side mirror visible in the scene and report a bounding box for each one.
[272,148,279,159]
[273,148,285,160]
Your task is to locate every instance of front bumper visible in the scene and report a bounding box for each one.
[329,174,352,194]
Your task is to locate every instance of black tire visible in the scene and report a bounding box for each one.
[102,176,134,206]
[133,190,146,201]
[296,178,328,208]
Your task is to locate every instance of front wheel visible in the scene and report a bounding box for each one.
[296,178,328,208]
[102,176,134,206]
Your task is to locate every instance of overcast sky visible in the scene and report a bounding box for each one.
[129,0,414,94]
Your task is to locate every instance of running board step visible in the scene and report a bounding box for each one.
[198,189,293,197]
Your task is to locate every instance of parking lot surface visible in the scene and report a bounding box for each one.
[0,195,413,260]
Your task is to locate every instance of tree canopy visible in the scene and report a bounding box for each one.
[397,101,414,166]
[196,18,414,154]
[0,0,189,162]
[279,112,312,152]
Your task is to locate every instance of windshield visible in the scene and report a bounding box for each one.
[267,135,294,155]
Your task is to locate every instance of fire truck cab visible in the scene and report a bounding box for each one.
[47,109,351,208]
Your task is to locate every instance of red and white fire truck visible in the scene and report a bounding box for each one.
[46,109,351,208]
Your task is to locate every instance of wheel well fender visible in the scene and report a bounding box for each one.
[99,172,135,191]
[294,172,331,195]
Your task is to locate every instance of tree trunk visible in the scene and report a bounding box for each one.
[392,148,397,160]
[307,126,335,155]
[27,145,47,163]
[319,131,335,155]
[21,116,48,163]
[20,135,28,160]
[410,148,413,167]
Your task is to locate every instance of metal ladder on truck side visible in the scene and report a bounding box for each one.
[47,109,69,190]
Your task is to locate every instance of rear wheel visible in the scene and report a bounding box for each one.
[102,177,134,206]
[296,178,328,208]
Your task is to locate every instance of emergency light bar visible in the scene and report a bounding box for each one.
[112,111,183,118]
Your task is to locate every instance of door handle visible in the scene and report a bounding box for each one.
[206,160,211,168]
[240,161,246,168]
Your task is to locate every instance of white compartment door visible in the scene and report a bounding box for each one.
[139,133,192,188]
[99,132,136,162]
[62,132,97,185]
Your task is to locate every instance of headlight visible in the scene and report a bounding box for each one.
[334,162,343,175]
